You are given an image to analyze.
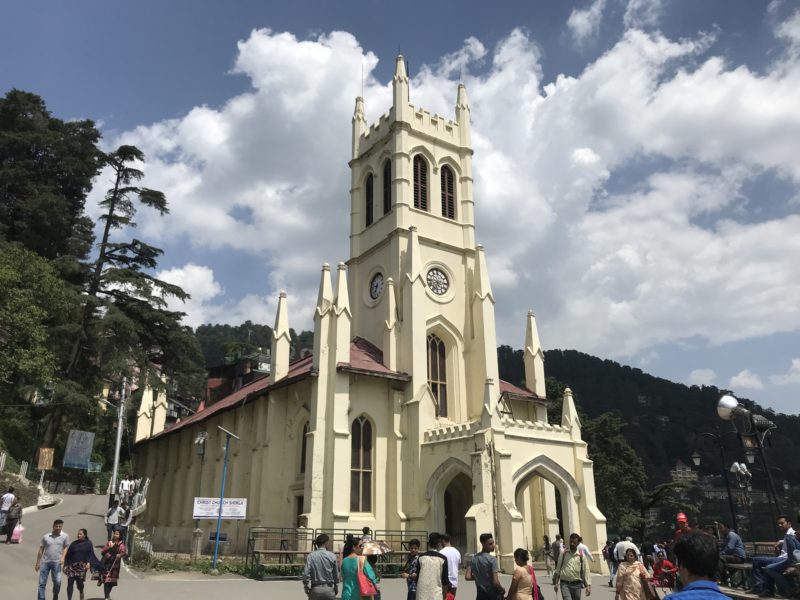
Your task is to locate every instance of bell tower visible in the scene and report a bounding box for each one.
[347,55,498,423]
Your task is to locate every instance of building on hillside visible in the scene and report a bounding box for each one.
[670,460,698,482]
[133,56,607,570]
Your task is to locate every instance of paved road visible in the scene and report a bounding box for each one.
[0,494,618,600]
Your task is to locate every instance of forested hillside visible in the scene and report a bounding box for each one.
[499,346,800,488]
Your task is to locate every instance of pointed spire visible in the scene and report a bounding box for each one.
[383,276,397,370]
[561,387,582,440]
[524,310,546,397]
[352,96,367,159]
[270,291,291,382]
[333,262,351,364]
[405,226,423,284]
[316,263,333,316]
[334,262,351,317]
[394,54,408,79]
[456,83,469,110]
[393,55,410,121]
[473,244,494,302]
[456,83,471,147]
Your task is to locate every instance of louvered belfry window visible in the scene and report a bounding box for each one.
[413,155,428,211]
[441,165,455,219]
[427,334,448,418]
[365,174,374,226]
[350,416,373,512]
[382,159,392,215]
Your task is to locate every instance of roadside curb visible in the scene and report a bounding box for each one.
[21,496,62,515]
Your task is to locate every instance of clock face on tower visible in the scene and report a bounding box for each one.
[426,267,449,295]
[369,272,385,299]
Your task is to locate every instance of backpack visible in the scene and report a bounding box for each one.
[551,541,562,561]
[602,545,610,561]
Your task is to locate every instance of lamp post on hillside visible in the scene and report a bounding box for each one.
[212,426,239,573]
[692,432,738,532]
[716,394,781,536]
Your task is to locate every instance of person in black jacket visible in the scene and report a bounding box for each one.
[63,528,102,600]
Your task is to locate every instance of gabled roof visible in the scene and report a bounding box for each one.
[142,340,407,443]
[499,379,549,402]
[337,337,411,381]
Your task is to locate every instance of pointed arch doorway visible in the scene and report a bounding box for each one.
[444,472,472,551]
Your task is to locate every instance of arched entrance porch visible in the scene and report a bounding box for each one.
[512,455,581,553]
[426,457,474,551]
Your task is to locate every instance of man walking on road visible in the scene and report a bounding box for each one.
[466,533,505,600]
[302,533,339,600]
[35,519,70,600]
[553,533,592,600]
[416,532,450,600]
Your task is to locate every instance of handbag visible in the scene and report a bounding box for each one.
[11,524,24,544]
[528,565,543,600]
[357,556,377,598]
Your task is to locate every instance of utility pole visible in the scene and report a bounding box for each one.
[109,377,126,507]
[212,426,239,573]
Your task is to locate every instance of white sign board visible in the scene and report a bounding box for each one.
[192,497,247,520]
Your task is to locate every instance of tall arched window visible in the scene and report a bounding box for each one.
[440,165,455,220]
[299,422,309,474]
[350,416,373,512]
[365,174,374,226]
[382,159,392,215]
[427,334,447,418]
[413,155,428,211]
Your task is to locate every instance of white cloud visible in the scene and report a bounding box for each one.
[567,0,607,46]
[730,369,765,390]
[770,358,800,385]
[688,369,716,386]
[100,23,800,371]
[623,0,663,29]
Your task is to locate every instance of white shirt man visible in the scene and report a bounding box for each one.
[614,537,640,562]
[577,541,595,562]
[440,535,462,594]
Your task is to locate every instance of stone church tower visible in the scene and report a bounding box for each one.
[133,56,607,571]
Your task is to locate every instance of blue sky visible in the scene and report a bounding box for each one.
[3,0,799,414]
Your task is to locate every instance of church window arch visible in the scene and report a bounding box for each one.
[382,159,392,215]
[427,334,448,418]
[413,155,428,211]
[350,415,373,512]
[365,173,374,226]
[440,165,455,219]
[299,421,309,474]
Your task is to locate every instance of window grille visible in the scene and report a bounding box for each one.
[427,334,447,418]
[413,156,428,211]
[350,416,373,512]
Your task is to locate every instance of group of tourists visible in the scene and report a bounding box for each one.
[34,518,126,600]
[0,486,23,543]
[302,529,541,600]
[103,498,133,544]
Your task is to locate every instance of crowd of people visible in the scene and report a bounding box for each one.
[599,512,800,599]
[302,529,542,600]
[33,518,126,600]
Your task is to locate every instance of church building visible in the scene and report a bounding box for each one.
[134,56,607,570]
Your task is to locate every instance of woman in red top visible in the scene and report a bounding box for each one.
[652,551,677,588]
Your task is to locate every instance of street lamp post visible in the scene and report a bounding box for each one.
[212,426,239,572]
[717,394,782,535]
[692,432,738,532]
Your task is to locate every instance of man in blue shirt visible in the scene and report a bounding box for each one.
[717,521,746,584]
[668,531,731,600]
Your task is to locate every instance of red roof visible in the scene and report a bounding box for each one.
[499,379,546,400]
[144,340,406,443]
[338,337,410,379]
